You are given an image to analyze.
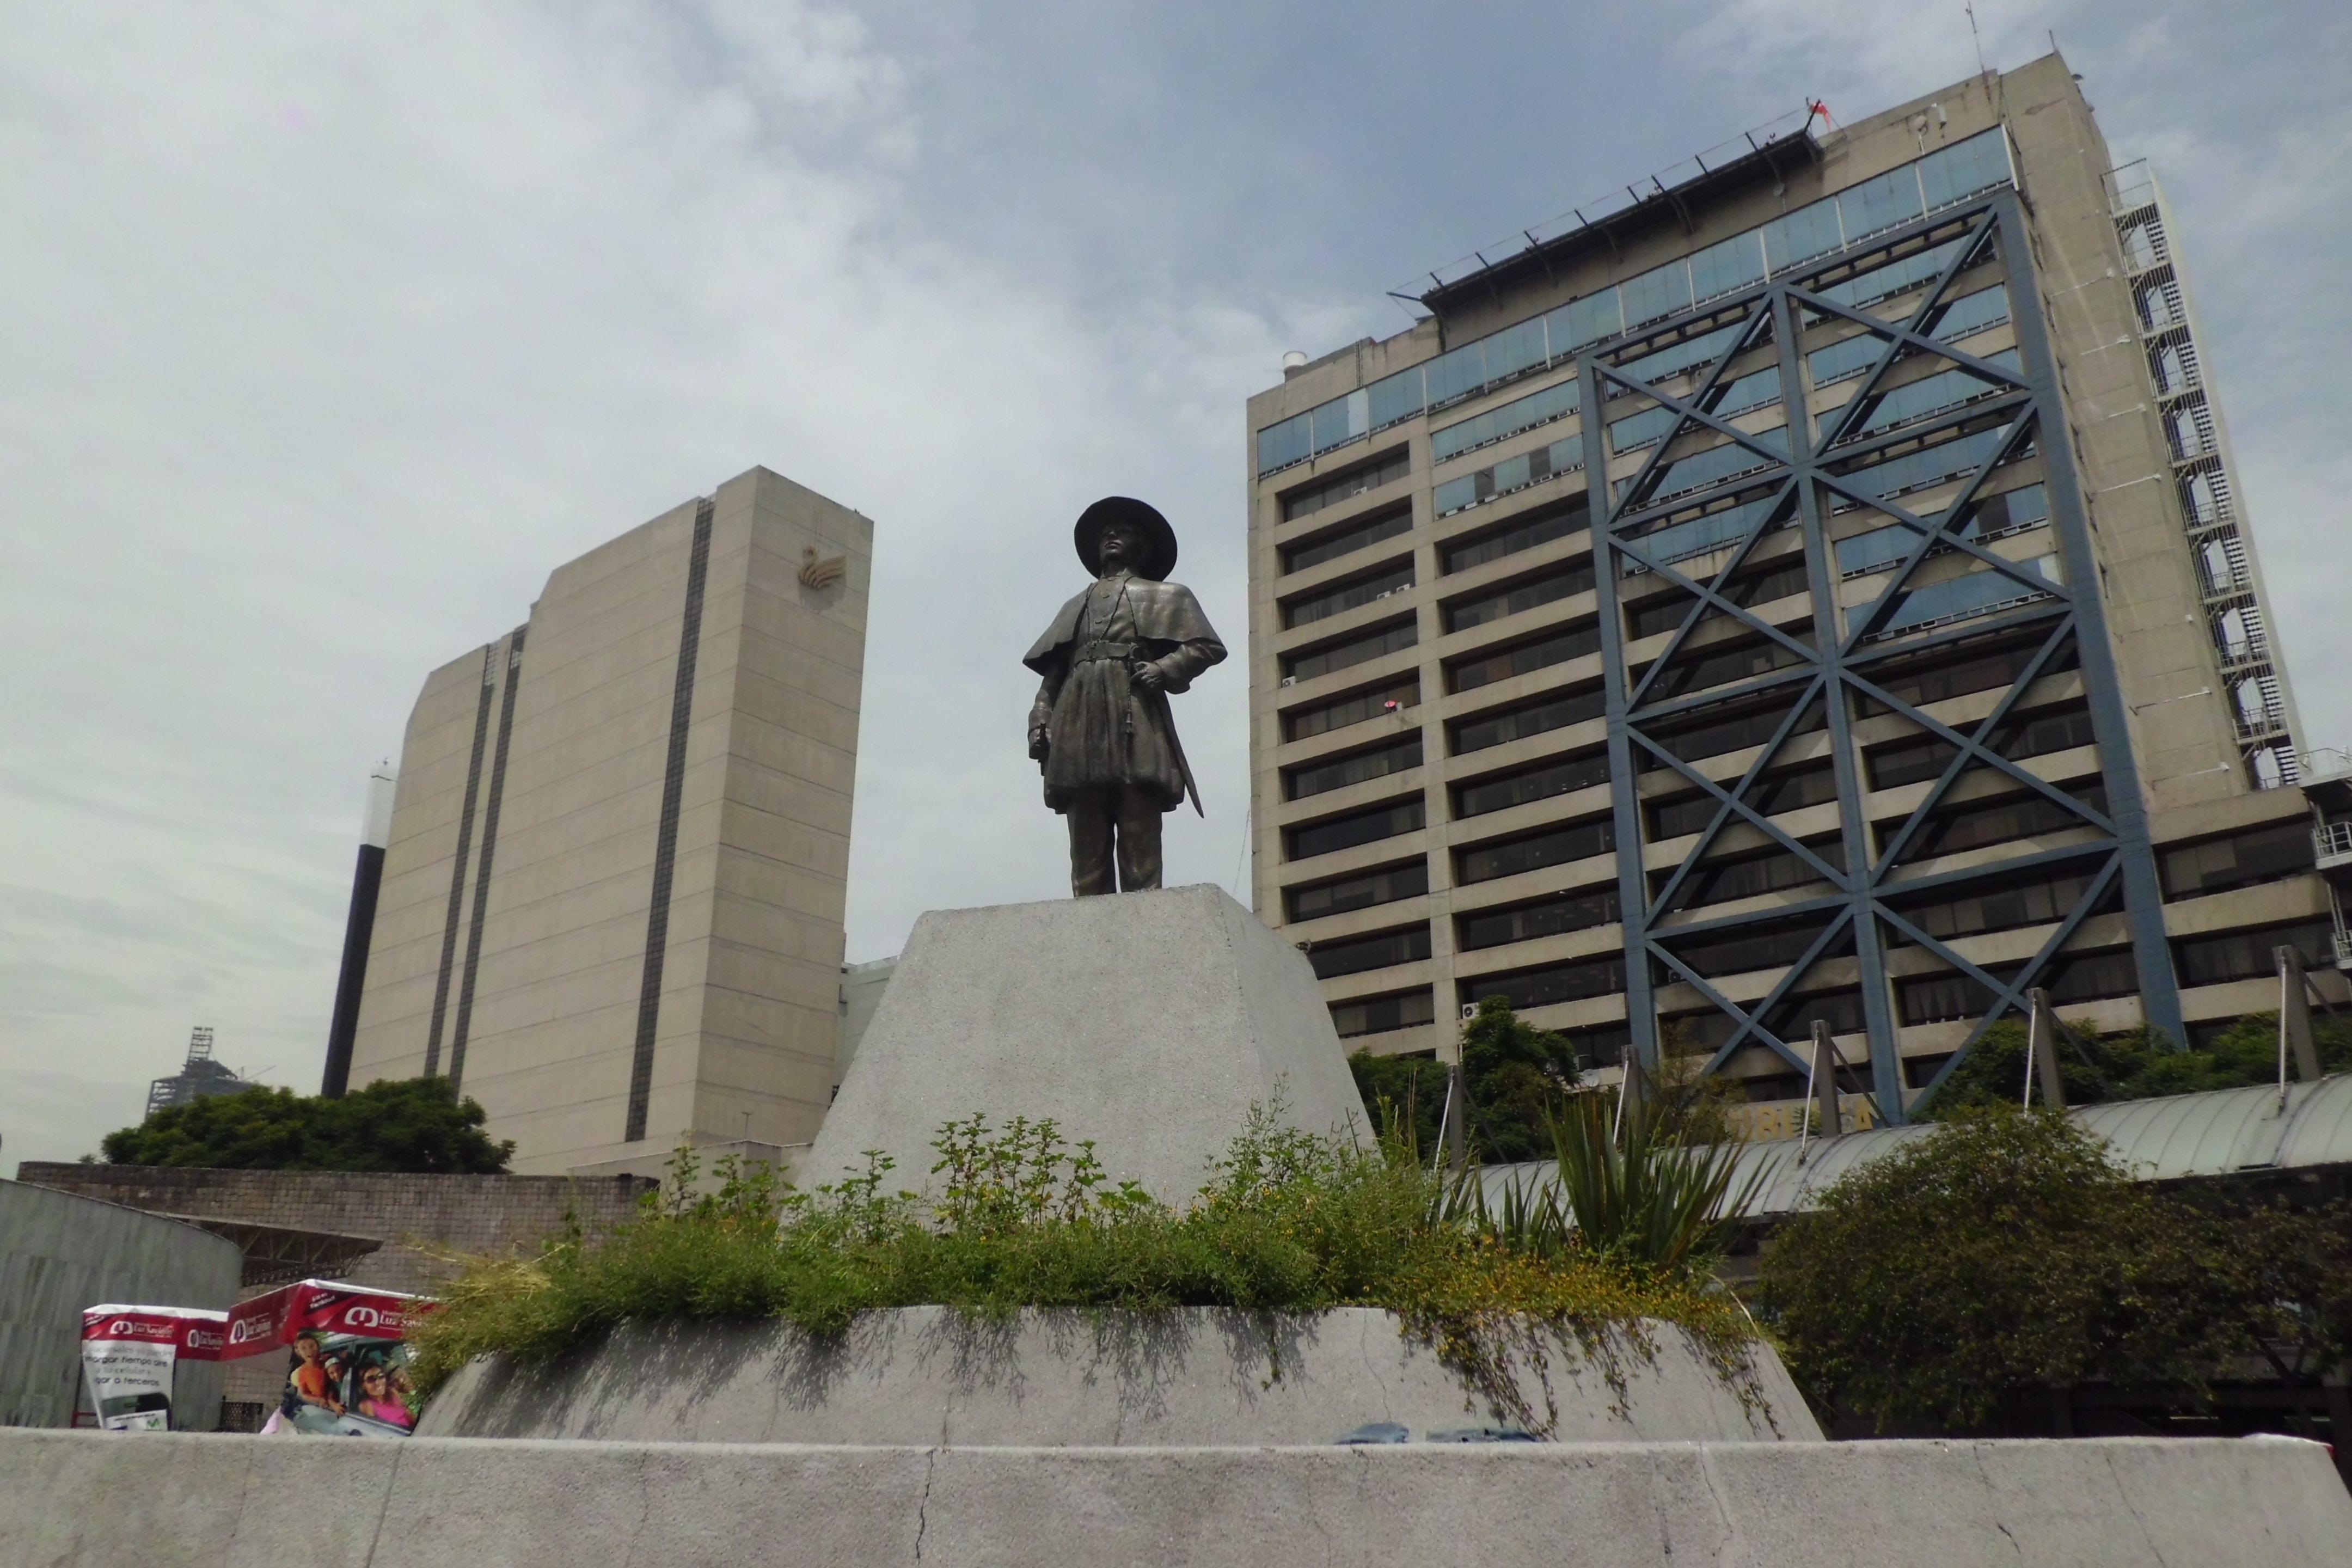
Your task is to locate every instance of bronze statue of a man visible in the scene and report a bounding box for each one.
[1025,497,1226,896]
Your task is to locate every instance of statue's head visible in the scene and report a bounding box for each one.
[1096,519,1142,574]
[1073,496,1178,580]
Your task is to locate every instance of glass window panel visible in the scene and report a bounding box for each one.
[2159,822,2317,898]
[1367,366,1425,430]
[1455,817,1614,884]
[1282,675,1419,742]
[1838,167,1926,243]
[1621,259,1694,328]
[1970,482,2048,539]
[1716,365,1781,416]
[1289,797,1427,860]
[1547,290,1622,354]
[1308,924,1432,979]
[1644,426,1787,503]
[1441,504,1586,573]
[1762,198,1843,272]
[1460,954,1626,1009]
[1281,449,1410,523]
[1484,317,1549,384]
[1435,436,1582,516]
[1424,341,1489,408]
[1621,494,1787,574]
[1257,412,1313,476]
[1282,561,1416,629]
[1615,323,1742,388]
[1808,332,1889,388]
[1877,553,2061,635]
[1330,988,1435,1037]
[1431,377,1579,463]
[1312,389,1369,455]
[1286,734,1424,801]
[1811,237,1967,313]
[1448,622,1601,693]
[1456,886,1619,951]
[1449,685,1607,755]
[1933,284,2010,342]
[1919,129,2012,210]
[1829,422,2023,511]
[1610,405,1677,453]
[1841,352,2018,441]
[1454,750,1612,819]
[1444,564,1594,634]
[1281,507,1414,573]
[1281,617,1419,683]
[1689,232,1765,302]
[1285,860,1428,923]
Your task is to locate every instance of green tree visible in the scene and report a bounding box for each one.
[100,1077,514,1173]
[1924,1014,2352,1118]
[1643,1022,1747,1146]
[1348,997,1589,1163]
[1758,1106,2352,1430]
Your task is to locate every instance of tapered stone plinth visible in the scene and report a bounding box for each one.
[801,884,1369,1203]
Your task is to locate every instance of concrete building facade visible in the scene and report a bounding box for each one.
[1246,58,2342,1120]
[347,467,873,1173]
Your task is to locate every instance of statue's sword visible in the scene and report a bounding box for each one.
[1134,669,1204,818]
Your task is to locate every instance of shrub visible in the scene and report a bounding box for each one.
[407,1105,1762,1433]
[1758,1106,2352,1429]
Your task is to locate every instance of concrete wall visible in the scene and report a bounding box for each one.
[13,1165,655,1412]
[347,465,874,1176]
[0,1180,241,1430]
[1999,56,2251,808]
[6,1428,2349,1566]
[419,1307,1816,1447]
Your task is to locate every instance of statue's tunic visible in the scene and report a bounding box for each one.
[1024,571,1226,812]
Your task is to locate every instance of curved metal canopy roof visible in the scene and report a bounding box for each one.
[1480,1075,2352,1221]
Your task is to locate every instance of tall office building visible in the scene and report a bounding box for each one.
[347,467,873,1174]
[1246,57,2341,1124]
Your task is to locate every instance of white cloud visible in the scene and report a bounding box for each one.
[1679,0,2083,113]
[0,1,1303,1165]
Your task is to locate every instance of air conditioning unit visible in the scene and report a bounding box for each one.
[1281,676,1297,687]
[1461,1003,1479,1022]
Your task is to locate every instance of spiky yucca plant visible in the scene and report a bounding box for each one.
[1448,1091,1763,1277]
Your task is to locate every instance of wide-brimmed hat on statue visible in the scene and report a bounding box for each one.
[1074,496,1178,581]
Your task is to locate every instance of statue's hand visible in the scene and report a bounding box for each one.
[1027,727,1050,762]
[1131,660,1166,693]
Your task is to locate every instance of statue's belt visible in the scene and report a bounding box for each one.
[1071,640,1141,665]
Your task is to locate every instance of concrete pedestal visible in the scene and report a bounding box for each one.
[415,1307,1818,1445]
[801,884,1369,1202]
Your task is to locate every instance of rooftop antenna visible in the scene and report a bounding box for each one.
[1965,2,1989,78]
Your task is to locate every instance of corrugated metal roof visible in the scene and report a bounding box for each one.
[1476,1075,2352,1221]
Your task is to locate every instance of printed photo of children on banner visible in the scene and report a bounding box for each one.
[237,1280,429,1437]
[272,1322,417,1436]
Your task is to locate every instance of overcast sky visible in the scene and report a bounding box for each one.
[6,1,2347,1169]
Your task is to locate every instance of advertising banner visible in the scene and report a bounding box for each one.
[78,1306,229,1431]
[226,1279,433,1437]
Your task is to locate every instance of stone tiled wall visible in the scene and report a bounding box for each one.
[12,1165,657,1414]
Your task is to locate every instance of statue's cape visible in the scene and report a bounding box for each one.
[1022,578,1221,676]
